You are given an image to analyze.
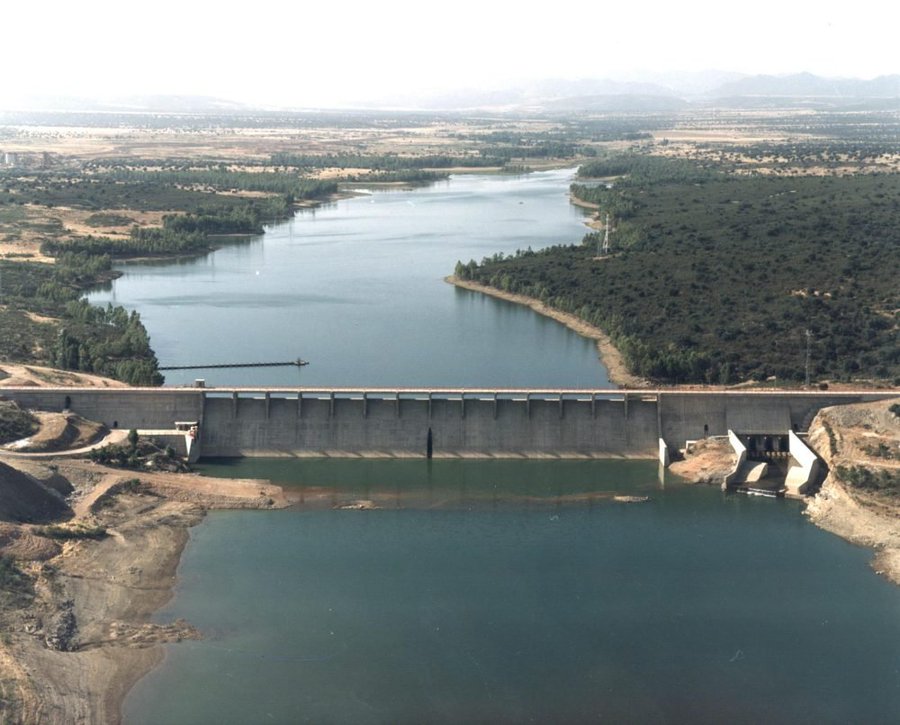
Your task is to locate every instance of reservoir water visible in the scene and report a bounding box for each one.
[88,169,607,388]
[90,172,900,722]
[124,459,900,724]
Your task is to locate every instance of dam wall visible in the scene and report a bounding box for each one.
[0,388,204,431]
[654,391,879,445]
[1,387,895,458]
[199,392,660,457]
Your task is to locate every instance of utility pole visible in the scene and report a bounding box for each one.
[804,329,812,388]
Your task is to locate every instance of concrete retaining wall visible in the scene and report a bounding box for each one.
[723,430,748,489]
[0,388,204,431]
[656,391,889,448]
[658,438,670,467]
[785,431,822,496]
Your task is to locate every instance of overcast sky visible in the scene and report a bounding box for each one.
[4,0,898,108]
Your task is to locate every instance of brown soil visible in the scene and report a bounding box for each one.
[0,522,61,560]
[804,398,900,585]
[23,311,58,325]
[6,411,106,453]
[669,437,736,485]
[0,460,73,524]
[0,455,287,724]
[446,276,649,388]
[0,363,128,389]
[51,206,167,239]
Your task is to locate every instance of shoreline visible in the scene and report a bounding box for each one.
[445,275,649,389]
[803,399,900,586]
[0,457,289,724]
[568,194,600,211]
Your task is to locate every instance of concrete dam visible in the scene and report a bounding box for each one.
[1,387,895,459]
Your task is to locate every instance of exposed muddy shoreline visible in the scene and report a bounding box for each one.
[0,456,287,724]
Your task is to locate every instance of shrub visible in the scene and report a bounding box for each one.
[34,524,108,540]
[0,401,39,445]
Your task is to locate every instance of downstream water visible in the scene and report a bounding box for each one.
[88,170,607,388]
[124,460,900,724]
[93,172,900,722]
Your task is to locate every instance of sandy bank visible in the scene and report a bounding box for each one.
[0,456,288,724]
[568,194,600,211]
[446,275,648,388]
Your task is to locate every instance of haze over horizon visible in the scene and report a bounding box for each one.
[4,0,899,110]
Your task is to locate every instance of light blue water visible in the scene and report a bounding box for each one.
[88,170,607,388]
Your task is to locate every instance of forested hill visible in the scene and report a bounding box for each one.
[457,157,900,385]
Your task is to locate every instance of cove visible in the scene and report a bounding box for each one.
[124,459,900,724]
[87,170,608,388]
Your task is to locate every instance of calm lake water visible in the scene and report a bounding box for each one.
[88,169,607,388]
[124,460,900,724]
[97,172,900,723]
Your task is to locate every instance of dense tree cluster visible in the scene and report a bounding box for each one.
[98,169,336,199]
[577,154,720,184]
[0,173,331,214]
[271,152,498,170]
[42,228,208,258]
[0,257,162,385]
[836,465,900,497]
[461,159,900,385]
[1,166,325,385]
[53,302,162,386]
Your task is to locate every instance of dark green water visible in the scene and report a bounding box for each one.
[124,460,900,724]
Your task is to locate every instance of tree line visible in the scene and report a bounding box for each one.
[0,256,162,385]
[461,158,900,385]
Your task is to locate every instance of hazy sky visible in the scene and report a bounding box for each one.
[4,0,898,108]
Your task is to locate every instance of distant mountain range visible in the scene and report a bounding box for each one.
[712,72,900,98]
[3,73,899,114]
[396,73,900,112]
[0,94,252,114]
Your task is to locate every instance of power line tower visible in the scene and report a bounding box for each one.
[601,213,611,255]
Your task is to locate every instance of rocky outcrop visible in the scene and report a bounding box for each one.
[804,399,900,585]
[669,437,735,485]
[44,600,77,652]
